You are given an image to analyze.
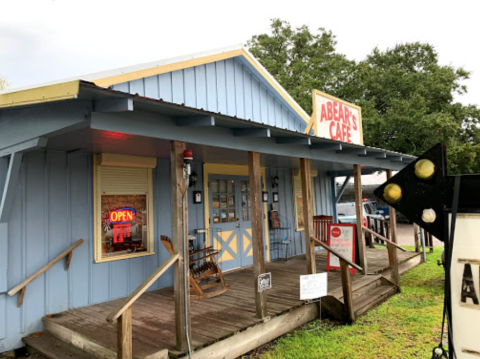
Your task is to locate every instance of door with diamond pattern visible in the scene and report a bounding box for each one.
[209,175,261,271]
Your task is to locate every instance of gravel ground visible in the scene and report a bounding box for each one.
[395,223,443,247]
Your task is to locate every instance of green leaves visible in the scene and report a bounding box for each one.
[248,21,480,174]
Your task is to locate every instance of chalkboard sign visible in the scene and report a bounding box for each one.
[270,210,280,229]
[327,223,356,275]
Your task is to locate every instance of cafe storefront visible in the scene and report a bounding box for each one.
[0,45,417,358]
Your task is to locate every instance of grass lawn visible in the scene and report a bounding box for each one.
[252,247,445,359]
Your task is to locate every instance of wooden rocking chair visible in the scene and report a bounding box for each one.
[160,235,230,299]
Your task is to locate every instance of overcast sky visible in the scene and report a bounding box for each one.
[1,0,479,107]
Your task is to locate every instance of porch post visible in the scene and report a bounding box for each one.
[353,165,367,275]
[248,152,268,319]
[386,170,398,244]
[386,169,400,287]
[300,158,315,274]
[171,141,191,351]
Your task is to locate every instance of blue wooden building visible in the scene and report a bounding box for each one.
[0,45,417,358]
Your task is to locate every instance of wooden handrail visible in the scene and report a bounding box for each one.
[8,239,84,307]
[107,253,179,323]
[310,236,363,272]
[361,226,407,252]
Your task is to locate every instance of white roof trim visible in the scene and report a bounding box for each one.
[1,44,245,95]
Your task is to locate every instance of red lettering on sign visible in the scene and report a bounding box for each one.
[321,104,327,122]
[329,121,336,139]
[342,124,348,142]
[352,115,357,130]
[335,122,343,141]
[339,104,344,123]
[113,224,131,243]
[344,106,351,126]
[109,208,136,224]
[333,101,339,121]
[327,102,333,121]
[332,227,341,238]
[346,126,352,143]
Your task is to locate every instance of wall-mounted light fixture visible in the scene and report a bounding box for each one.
[189,170,198,187]
[272,175,279,189]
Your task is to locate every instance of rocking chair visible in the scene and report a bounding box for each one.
[160,235,230,299]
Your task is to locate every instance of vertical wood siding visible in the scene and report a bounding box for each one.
[0,152,204,351]
[111,58,307,133]
[264,168,334,261]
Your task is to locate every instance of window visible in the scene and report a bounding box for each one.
[292,169,317,231]
[94,154,156,262]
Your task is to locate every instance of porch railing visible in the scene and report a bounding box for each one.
[310,236,362,324]
[8,238,84,307]
[106,253,179,359]
[362,226,406,287]
[365,216,390,248]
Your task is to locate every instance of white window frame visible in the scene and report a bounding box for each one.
[93,153,156,263]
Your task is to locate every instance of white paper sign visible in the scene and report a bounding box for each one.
[450,214,480,358]
[300,273,327,300]
[313,90,363,145]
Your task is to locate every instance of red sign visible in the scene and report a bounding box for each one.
[113,224,131,243]
[331,227,341,238]
[109,208,135,224]
[327,223,356,275]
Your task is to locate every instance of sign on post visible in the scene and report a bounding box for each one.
[327,223,356,275]
[309,90,363,145]
[258,273,272,292]
[300,272,328,300]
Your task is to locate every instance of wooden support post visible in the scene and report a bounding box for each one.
[367,217,374,248]
[353,165,367,274]
[117,307,132,359]
[248,152,267,319]
[17,287,25,308]
[65,252,73,270]
[340,259,355,324]
[386,169,400,288]
[413,224,421,253]
[300,158,315,275]
[386,170,398,244]
[171,141,191,351]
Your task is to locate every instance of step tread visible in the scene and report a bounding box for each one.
[23,332,98,359]
[353,284,398,317]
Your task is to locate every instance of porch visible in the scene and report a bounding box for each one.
[24,249,422,359]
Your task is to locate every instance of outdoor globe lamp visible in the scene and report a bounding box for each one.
[414,159,435,180]
[384,183,402,204]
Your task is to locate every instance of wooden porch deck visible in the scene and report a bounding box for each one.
[40,249,421,359]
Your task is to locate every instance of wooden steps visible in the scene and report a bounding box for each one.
[322,274,399,322]
[23,332,98,359]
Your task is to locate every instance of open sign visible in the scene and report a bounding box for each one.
[109,208,136,224]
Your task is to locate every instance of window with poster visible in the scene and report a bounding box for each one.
[292,169,317,231]
[93,154,156,262]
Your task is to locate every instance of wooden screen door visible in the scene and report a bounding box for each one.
[209,175,260,271]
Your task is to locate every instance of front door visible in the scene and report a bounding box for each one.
[209,175,257,271]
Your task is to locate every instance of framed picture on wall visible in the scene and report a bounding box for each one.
[193,191,202,204]
[262,192,269,202]
[273,192,279,202]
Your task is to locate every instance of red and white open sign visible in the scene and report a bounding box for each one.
[327,223,356,275]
